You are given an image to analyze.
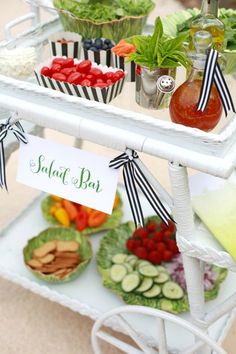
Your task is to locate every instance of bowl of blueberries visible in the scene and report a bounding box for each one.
[81,38,115,67]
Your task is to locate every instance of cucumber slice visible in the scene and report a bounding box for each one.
[124,263,133,273]
[154,272,170,284]
[162,281,184,300]
[139,265,158,277]
[159,298,175,312]
[155,266,167,273]
[129,259,138,268]
[121,273,140,293]
[137,260,151,269]
[136,277,153,293]
[110,264,127,283]
[112,253,127,264]
[126,255,137,263]
[143,284,162,298]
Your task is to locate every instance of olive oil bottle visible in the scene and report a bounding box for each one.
[189,0,224,51]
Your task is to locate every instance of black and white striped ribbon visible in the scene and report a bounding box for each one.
[197,49,235,116]
[109,150,174,228]
[0,119,28,190]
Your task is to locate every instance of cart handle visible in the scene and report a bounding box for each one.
[4,12,39,41]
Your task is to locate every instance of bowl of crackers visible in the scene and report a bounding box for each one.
[23,227,92,283]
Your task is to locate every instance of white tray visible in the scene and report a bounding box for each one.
[0,185,235,349]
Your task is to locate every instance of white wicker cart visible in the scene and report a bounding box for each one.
[1,5,236,353]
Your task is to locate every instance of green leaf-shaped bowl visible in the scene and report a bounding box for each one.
[23,227,93,283]
[162,8,236,75]
[41,193,123,235]
[97,217,227,314]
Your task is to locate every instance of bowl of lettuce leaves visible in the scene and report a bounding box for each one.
[53,0,155,43]
[162,8,236,74]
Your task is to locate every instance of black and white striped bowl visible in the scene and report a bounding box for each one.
[34,58,126,104]
[112,53,136,82]
[49,31,82,59]
[80,39,115,67]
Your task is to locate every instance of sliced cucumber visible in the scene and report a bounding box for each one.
[126,255,137,263]
[137,260,151,269]
[110,264,127,283]
[121,273,140,293]
[112,253,127,264]
[155,266,167,273]
[136,277,153,293]
[139,265,158,278]
[154,272,170,284]
[159,298,175,312]
[124,262,133,273]
[143,284,162,298]
[162,281,184,300]
[129,259,137,267]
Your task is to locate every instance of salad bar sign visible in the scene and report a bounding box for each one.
[16,134,119,214]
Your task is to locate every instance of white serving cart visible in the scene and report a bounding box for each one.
[1,4,236,353]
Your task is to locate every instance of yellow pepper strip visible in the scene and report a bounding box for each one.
[113,194,119,209]
[54,207,70,227]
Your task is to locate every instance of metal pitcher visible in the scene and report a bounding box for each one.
[135,66,176,109]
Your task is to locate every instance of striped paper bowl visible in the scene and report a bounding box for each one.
[80,39,115,68]
[34,58,126,104]
[112,53,136,82]
[49,31,82,59]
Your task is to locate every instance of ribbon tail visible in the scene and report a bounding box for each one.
[0,141,7,191]
[197,49,218,112]
[214,62,235,116]
[133,161,173,226]
[123,163,144,228]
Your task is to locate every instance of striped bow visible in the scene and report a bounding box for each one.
[197,49,235,116]
[109,150,174,228]
[0,120,28,190]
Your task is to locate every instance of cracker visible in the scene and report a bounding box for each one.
[38,253,55,264]
[27,259,42,268]
[56,240,79,252]
[33,241,56,258]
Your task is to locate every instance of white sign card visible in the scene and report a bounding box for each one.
[17,134,119,214]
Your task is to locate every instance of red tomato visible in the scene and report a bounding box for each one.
[115,70,125,79]
[52,57,74,68]
[51,64,62,74]
[104,72,116,81]
[76,210,88,231]
[67,72,84,85]
[76,60,92,73]
[112,72,122,82]
[106,79,114,86]
[52,58,66,66]
[85,74,96,84]
[60,67,77,77]
[80,79,92,87]
[51,73,66,81]
[89,68,104,80]
[40,66,51,77]
[93,82,108,88]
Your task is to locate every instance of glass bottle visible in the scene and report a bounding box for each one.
[169,31,223,132]
[189,0,224,51]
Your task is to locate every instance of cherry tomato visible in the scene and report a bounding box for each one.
[85,74,96,85]
[52,58,66,66]
[112,72,123,82]
[80,79,92,87]
[76,210,88,231]
[115,70,125,79]
[40,66,51,77]
[51,73,67,81]
[67,72,84,85]
[51,64,62,74]
[136,65,141,76]
[106,79,114,86]
[93,82,108,88]
[63,58,74,68]
[76,60,92,74]
[89,68,104,80]
[104,72,115,81]
[60,67,77,77]
[96,79,105,84]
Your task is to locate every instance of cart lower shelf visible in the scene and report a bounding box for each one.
[1,184,235,350]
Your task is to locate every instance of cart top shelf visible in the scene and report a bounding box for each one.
[0,16,236,178]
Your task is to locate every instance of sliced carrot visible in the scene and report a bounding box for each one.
[113,194,119,209]
[88,210,108,228]
[80,205,94,215]
[63,199,78,221]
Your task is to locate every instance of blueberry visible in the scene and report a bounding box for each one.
[89,46,98,51]
[83,38,92,45]
[102,43,108,50]
[94,38,103,49]
[108,42,114,49]
[104,39,112,45]
[83,42,91,50]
